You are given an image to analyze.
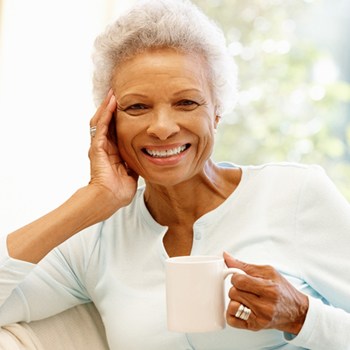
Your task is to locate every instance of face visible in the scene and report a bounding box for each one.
[112,48,218,186]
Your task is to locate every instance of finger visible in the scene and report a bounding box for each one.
[126,166,139,182]
[90,88,115,128]
[96,94,117,128]
[110,157,128,176]
[226,300,255,329]
[90,95,117,143]
[230,273,281,302]
[227,285,265,323]
[108,108,117,145]
[224,251,249,271]
[224,252,279,280]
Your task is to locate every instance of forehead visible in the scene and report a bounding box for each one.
[112,48,211,95]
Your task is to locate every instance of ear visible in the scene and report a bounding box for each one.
[214,115,221,130]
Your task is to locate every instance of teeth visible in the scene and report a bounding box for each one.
[145,145,187,158]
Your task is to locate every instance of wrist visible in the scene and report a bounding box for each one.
[68,184,122,226]
[284,293,309,335]
[7,185,122,264]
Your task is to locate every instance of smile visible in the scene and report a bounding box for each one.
[143,144,190,158]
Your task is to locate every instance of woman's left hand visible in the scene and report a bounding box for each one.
[224,252,309,335]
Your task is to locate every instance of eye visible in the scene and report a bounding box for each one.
[128,103,148,110]
[176,99,199,110]
[122,103,149,116]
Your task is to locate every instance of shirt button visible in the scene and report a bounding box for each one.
[194,232,201,240]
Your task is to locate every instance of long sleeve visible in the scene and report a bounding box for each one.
[0,234,37,324]
[287,165,350,349]
[0,225,98,326]
[287,297,350,349]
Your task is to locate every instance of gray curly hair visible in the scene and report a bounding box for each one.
[92,0,237,115]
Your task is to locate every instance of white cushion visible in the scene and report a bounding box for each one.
[0,303,109,350]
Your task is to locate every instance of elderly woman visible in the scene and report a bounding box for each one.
[1,0,350,349]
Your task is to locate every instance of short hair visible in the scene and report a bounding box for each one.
[92,0,237,115]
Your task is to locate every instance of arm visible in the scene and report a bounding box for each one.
[7,89,137,264]
[6,186,118,264]
[0,90,138,323]
[225,166,350,350]
[0,228,95,325]
[289,165,350,349]
[285,296,350,349]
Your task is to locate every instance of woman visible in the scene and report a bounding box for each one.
[1,0,350,349]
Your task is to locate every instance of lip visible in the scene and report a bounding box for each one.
[141,143,191,166]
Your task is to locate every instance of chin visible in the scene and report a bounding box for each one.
[144,173,190,188]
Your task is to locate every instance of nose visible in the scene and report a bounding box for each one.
[146,107,180,140]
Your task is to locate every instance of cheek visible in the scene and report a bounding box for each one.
[194,114,216,140]
[115,115,135,143]
[199,116,216,148]
[115,117,143,163]
[115,119,131,155]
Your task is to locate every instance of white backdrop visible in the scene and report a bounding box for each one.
[0,0,349,235]
[0,0,135,234]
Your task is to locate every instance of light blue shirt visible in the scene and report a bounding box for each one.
[1,163,350,349]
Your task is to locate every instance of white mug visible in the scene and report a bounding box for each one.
[165,255,244,333]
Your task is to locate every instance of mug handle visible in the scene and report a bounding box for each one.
[223,267,246,279]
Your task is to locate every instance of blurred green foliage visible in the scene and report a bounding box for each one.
[193,0,350,200]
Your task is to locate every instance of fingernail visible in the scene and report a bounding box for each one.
[108,95,116,108]
[107,88,113,98]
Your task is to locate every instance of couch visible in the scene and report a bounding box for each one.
[0,303,109,349]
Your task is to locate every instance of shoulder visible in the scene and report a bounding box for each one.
[243,162,322,177]
[240,161,349,217]
[238,162,322,191]
[230,162,346,212]
[244,162,333,193]
[220,161,322,179]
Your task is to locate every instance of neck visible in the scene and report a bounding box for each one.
[143,160,241,226]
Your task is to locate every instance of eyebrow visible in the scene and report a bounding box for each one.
[118,93,148,100]
[172,88,203,96]
[118,88,204,102]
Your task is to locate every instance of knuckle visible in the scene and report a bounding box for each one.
[266,282,281,300]
[262,264,279,277]
[228,287,238,299]
[249,324,262,332]
[226,315,235,327]
[238,261,251,270]
[259,305,277,327]
[226,301,236,314]
[89,141,101,157]
[231,274,249,289]
[262,264,274,271]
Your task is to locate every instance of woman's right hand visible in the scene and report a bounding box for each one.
[7,90,137,263]
[88,89,138,220]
